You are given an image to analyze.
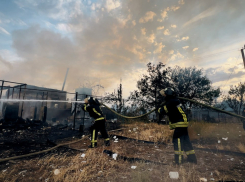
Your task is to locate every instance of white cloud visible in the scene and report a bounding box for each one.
[157,26,164,30]
[105,0,121,12]
[182,46,189,49]
[0,26,10,35]
[193,48,199,51]
[91,3,96,10]
[171,24,177,28]
[183,7,218,27]
[0,49,23,62]
[139,11,156,23]
[56,23,71,32]
[163,29,170,35]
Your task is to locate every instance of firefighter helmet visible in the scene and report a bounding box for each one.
[160,87,176,96]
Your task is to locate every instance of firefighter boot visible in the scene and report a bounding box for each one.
[187,154,197,164]
[88,142,97,148]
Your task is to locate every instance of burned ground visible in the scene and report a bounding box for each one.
[0,122,245,182]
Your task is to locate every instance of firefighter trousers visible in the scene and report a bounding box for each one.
[173,127,197,164]
[90,119,110,148]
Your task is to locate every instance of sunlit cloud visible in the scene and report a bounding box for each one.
[163,29,170,35]
[105,0,121,12]
[171,24,177,28]
[182,46,189,50]
[141,28,146,35]
[157,26,164,30]
[139,11,156,23]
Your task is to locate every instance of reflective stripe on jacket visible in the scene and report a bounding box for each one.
[158,97,188,129]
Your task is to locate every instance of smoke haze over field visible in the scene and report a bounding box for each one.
[0,0,245,97]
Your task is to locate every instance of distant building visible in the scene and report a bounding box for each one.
[1,85,69,121]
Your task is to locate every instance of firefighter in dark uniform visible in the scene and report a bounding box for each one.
[158,88,197,164]
[242,108,245,131]
[82,97,110,148]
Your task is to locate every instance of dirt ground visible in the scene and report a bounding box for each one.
[0,122,245,182]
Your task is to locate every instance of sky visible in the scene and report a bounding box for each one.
[0,0,245,99]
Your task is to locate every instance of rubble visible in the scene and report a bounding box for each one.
[200,178,207,182]
[54,169,60,175]
[112,153,118,160]
[169,172,179,179]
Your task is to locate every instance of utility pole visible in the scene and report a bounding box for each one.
[241,44,245,68]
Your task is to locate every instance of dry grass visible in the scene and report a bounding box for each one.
[0,149,129,182]
[120,122,173,143]
[237,143,245,153]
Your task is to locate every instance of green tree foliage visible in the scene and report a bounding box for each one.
[225,82,245,115]
[129,62,221,111]
[128,62,171,114]
[170,66,221,108]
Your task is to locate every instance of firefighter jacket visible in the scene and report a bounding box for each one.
[82,97,105,122]
[158,97,188,129]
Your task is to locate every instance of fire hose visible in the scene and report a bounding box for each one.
[1,97,245,163]
[102,97,245,120]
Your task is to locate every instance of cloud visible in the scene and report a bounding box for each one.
[139,11,156,23]
[56,23,71,32]
[0,26,10,35]
[205,56,245,85]
[171,6,180,11]
[182,36,189,41]
[141,28,146,35]
[171,24,177,28]
[0,55,12,69]
[0,0,214,97]
[163,29,170,35]
[168,51,184,61]
[153,42,165,53]
[105,0,121,12]
[147,33,156,43]
[161,9,168,20]
[193,48,198,51]
[182,46,189,49]
[157,26,164,30]
[176,36,189,41]
[178,0,185,5]
[183,7,218,27]
[132,20,136,26]
[169,50,174,55]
